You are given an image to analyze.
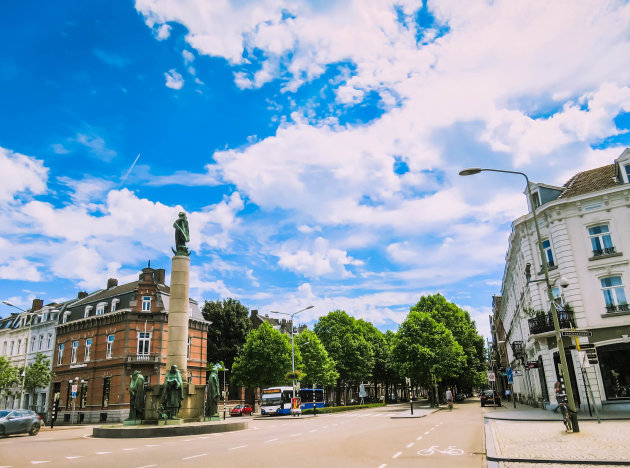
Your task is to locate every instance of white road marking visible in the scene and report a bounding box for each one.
[377,465,387,468]
[144,444,160,447]
[66,456,83,459]
[392,452,402,459]
[182,454,207,460]
[123,448,137,451]
[229,445,247,450]
[309,429,318,433]
[31,463,50,465]
[95,452,112,455]
[137,465,157,468]
[264,438,278,444]
[424,431,429,435]
[416,436,423,441]
[289,433,302,437]
[196,436,208,439]
[406,443,414,448]
[82,434,91,439]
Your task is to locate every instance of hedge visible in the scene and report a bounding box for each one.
[301,402,385,415]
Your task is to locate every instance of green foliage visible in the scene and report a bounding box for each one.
[410,294,486,389]
[231,322,300,389]
[302,402,385,414]
[202,298,251,370]
[23,353,54,395]
[391,309,465,386]
[0,356,19,392]
[356,319,390,385]
[294,329,339,387]
[314,310,374,385]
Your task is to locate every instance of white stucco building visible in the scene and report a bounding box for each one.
[492,148,630,412]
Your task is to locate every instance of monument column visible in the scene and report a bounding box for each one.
[166,255,190,375]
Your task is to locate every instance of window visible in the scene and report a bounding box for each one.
[1,342,5,354]
[142,296,151,311]
[84,338,92,362]
[62,312,70,323]
[589,224,616,257]
[17,339,21,355]
[80,381,88,408]
[137,332,150,355]
[531,191,541,209]
[9,341,14,355]
[102,377,111,408]
[598,343,630,399]
[106,334,114,359]
[96,303,105,315]
[84,306,92,318]
[601,276,628,313]
[541,239,555,267]
[66,381,72,409]
[187,337,192,359]
[111,299,119,312]
[71,341,78,363]
[47,333,52,350]
[31,336,36,352]
[625,164,630,181]
[57,344,64,365]
[38,335,43,351]
[551,287,565,309]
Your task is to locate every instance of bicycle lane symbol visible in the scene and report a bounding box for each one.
[417,445,464,456]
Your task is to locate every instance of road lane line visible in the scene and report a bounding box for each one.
[123,448,137,451]
[309,429,318,433]
[66,456,83,459]
[31,462,50,465]
[95,452,112,455]
[289,433,302,437]
[229,445,247,450]
[392,452,402,459]
[137,465,157,468]
[406,443,414,448]
[424,431,429,435]
[182,454,207,460]
[416,436,423,441]
[264,438,278,444]
[377,465,387,468]
[144,444,160,447]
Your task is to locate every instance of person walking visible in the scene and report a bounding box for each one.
[445,387,453,411]
[553,381,562,413]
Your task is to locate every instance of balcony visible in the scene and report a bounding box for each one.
[510,340,526,359]
[528,309,575,335]
[605,303,629,313]
[124,353,159,364]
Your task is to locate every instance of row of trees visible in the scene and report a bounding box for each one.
[202,294,487,406]
[0,353,54,408]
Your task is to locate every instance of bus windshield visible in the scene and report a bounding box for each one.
[262,393,282,406]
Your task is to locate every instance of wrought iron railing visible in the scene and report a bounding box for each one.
[593,246,616,257]
[528,309,575,335]
[124,353,159,363]
[605,303,629,313]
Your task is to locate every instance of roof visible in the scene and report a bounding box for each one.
[558,164,620,199]
[71,281,140,307]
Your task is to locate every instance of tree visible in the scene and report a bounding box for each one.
[231,322,300,391]
[23,353,54,408]
[357,319,390,399]
[410,294,486,392]
[294,329,338,387]
[391,310,465,406]
[0,356,19,396]
[202,298,251,371]
[314,310,374,405]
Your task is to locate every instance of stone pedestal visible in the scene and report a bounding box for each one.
[166,255,190,376]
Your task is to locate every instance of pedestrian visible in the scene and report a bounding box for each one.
[505,388,511,402]
[445,387,453,411]
[553,381,562,413]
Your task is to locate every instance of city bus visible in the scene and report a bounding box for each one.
[260,386,325,415]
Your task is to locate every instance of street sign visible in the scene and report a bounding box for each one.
[487,372,496,382]
[71,384,78,398]
[561,330,592,337]
[506,367,513,384]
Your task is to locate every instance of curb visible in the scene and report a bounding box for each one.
[92,420,249,438]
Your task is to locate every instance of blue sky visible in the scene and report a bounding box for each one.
[2,0,630,340]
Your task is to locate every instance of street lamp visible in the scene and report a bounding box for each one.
[270,306,314,401]
[3,301,32,410]
[460,167,580,432]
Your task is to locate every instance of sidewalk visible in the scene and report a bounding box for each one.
[484,401,630,466]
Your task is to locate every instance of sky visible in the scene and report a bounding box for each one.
[1,0,630,341]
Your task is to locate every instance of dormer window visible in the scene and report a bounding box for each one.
[62,311,70,323]
[624,163,630,183]
[96,302,107,315]
[111,299,120,312]
[84,306,93,318]
[531,191,541,209]
[142,296,151,311]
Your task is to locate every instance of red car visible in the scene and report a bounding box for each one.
[230,404,253,416]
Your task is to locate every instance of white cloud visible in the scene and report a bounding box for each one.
[182,49,195,64]
[156,24,171,40]
[164,69,184,89]
[0,147,48,202]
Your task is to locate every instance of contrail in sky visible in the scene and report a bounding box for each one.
[121,153,141,185]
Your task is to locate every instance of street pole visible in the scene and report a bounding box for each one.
[460,167,580,432]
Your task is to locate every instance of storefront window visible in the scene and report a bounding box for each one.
[598,343,630,400]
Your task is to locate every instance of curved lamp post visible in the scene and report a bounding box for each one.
[459,167,580,432]
[3,301,32,410]
[270,305,314,400]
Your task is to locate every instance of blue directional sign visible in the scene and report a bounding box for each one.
[506,367,513,383]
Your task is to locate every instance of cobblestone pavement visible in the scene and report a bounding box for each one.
[489,420,630,464]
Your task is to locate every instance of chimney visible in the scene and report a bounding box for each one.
[78,291,88,299]
[251,309,258,318]
[31,298,44,311]
[107,278,118,289]
[154,269,166,285]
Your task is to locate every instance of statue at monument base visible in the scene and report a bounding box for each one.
[206,363,221,418]
[160,365,184,419]
[127,370,146,421]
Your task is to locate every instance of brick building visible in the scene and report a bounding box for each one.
[51,264,210,423]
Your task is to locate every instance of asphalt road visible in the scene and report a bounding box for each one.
[0,399,486,468]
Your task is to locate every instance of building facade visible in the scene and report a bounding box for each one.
[492,149,630,412]
[51,264,210,423]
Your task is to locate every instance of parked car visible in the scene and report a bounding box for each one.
[0,409,42,437]
[230,404,253,416]
[480,389,501,407]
